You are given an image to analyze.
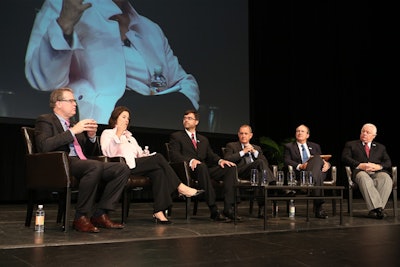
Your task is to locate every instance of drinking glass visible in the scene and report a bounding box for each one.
[250,169,258,186]
[300,171,307,186]
[277,171,284,186]
[287,171,296,186]
[308,171,314,186]
[261,169,268,186]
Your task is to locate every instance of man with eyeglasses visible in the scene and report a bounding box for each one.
[34,87,130,232]
[168,109,240,222]
[342,123,392,219]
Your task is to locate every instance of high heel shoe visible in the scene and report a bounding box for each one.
[179,189,205,199]
[153,214,172,225]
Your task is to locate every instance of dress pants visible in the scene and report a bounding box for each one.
[131,153,182,212]
[69,157,130,215]
[192,164,238,212]
[354,171,392,211]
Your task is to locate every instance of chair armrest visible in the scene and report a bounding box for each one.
[345,166,355,188]
[25,151,71,188]
[323,166,337,185]
[392,166,397,190]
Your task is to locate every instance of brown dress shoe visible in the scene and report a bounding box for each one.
[73,216,100,233]
[91,214,125,229]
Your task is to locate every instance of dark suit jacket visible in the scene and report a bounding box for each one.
[169,130,221,167]
[284,141,322,170]
[223,141,274,181]
[34,113,97,156]
[223,141,265,168]
[341,139,392,179]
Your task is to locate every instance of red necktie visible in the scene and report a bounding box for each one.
[191,133,197,149]
[66,121,87,160]
[364,143,370,158]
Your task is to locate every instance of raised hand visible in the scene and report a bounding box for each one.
[57,0,92,35]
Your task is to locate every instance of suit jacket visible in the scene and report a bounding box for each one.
[169,130,220,167]
[284,141,322,169]
[341,139,392,179]
[223,141,267,168]
[34,113,97,157]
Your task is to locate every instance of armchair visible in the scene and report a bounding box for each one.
[345,166,397,217]
[21,126,78,232]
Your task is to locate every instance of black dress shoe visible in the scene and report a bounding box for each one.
[223,210,243,222]
[368,208,385,219]
[315,209,328,219]
[210,210,231,222]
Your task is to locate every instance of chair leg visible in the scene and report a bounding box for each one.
[25,190,35,227]
[185,197,191,220]
[193,197,198,216]
[393,188,398,217]
[63,187,71,233]
[121,188,129,224]
[348,188,353,216]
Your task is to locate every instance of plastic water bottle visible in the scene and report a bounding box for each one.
[149,65,167,94]
[289,200,295,219]
[35,204,45,232]
[143,146,150,156]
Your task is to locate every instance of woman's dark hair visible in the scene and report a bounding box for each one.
[108,106,131,128]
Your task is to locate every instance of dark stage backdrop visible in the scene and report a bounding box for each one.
[0,0,249,135]
[250,1,397,172]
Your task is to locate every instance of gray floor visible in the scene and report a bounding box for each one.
[0,197,399,266]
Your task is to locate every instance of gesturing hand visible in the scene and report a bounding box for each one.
[57,0,92,35]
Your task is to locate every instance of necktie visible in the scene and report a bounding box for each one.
[191,133,197,149]
[66,121,87,160]
[301,144,309,163]
[364,143,370,157]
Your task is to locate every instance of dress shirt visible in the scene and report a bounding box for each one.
[101,127,146,169]
[25,0,200,124]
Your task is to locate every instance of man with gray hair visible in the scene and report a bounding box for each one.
[342,123,393,219]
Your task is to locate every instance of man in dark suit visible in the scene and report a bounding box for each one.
[168,109,238,222]
[284,124,331,219]
[342,123,392,219]
[223,124,276,217]
[35,87,130,232]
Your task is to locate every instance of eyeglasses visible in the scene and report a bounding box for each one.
[183,116,196,121]
[59,99,77,104]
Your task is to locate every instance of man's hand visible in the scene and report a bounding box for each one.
[71,119,97,137]
[57,0,92,35]
[219,159,236,168]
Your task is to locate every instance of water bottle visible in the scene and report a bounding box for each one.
[289,199,295,219]
[35,204,45,232]
[149,65,167,94]
[143,146,150,156]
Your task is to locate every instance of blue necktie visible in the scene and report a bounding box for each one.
[301,144,309,163]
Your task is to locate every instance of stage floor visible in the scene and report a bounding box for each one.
[0,198,399,266]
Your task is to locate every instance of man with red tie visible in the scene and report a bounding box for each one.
[34,87,130,232]
[168,109,239,222]
[342,123,393,219]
